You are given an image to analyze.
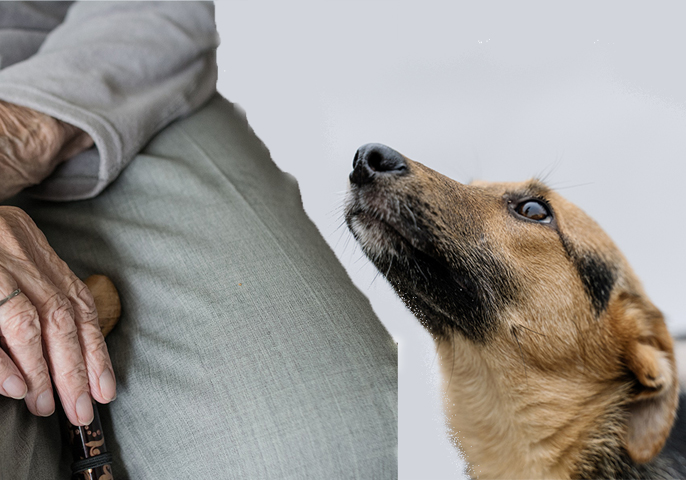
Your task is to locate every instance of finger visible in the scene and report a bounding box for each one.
[19,275,94,426]
[29,244,116,404]
[0,345,27,399]
[58,275,116,404]
[0,269,55,417]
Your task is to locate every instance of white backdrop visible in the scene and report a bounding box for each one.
[215,2,686,478]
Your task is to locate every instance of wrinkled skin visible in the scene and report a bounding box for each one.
[0,100,93,200]
[0,101,113,426]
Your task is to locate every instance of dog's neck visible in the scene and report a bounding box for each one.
[436,334,627,480]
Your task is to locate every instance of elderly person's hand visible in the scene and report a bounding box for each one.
[0,102,114,427]
[0,100,93,201]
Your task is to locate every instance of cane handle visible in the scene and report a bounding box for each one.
[84,275,121,338]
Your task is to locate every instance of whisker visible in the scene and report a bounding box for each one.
[333,227,347,250]
[403,203,418,231]
[332,217,348,236]
[413,257,429,283]
[384,255,394,279]
[369,269,382,287]
[515,324,547,337]
[341,230,354,255]
[548,182,594,191]
[534,150,566,185]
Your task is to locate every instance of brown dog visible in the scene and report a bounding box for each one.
[345,144,685,479]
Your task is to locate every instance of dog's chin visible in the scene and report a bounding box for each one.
[345,186,433,258]
[346,210,401,261]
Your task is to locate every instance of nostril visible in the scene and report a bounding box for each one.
[363,144,407,174]
[367,150,384,172]
[350,143,408,186]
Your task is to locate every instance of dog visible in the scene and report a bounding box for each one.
[345,143,685,479]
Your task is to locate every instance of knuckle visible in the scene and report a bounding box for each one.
[77,320,109,364]
[66,279,97,320]
[54,362,88,387]
[3,307,41,347]
[22,361,50,383]
[42,295,77,337]
[84,325,107,347]
[84,334,109,363]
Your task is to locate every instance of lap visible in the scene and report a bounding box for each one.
[0,94,397,479]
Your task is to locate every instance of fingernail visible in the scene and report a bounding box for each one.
[99,369,116,402]
[3,375,27,399]
[76,392,94,425]
[36,390,55,416]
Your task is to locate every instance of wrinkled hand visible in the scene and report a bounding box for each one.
[0,100,93,201]
[0,206,116,426]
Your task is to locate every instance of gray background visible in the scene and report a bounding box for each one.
[215,2,686,478]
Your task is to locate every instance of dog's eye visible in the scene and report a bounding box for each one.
[515,200,552,223]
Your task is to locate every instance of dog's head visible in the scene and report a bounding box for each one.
[345,143,678,468]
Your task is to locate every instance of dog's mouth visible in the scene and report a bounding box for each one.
[346,198,472,290]
[346,206,430,260]
[345,189,484,336]
[345,181,437,260]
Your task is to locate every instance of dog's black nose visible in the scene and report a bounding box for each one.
[350,143,408,185]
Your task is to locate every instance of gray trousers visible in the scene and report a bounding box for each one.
[0,95,398,479]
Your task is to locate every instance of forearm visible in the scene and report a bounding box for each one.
[0,100,92,201]
[0,1,218,201]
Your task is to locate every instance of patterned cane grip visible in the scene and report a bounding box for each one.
[69,275,121,480]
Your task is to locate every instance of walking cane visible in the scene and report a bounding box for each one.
[66,275,121,480]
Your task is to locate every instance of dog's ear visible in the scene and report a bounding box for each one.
[609,292,679,463]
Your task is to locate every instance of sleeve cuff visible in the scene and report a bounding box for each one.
[0,83,122,201]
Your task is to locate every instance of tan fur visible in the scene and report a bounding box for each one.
[438,181,677,478]
[429,183,678,478]
[346,151,680,479]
